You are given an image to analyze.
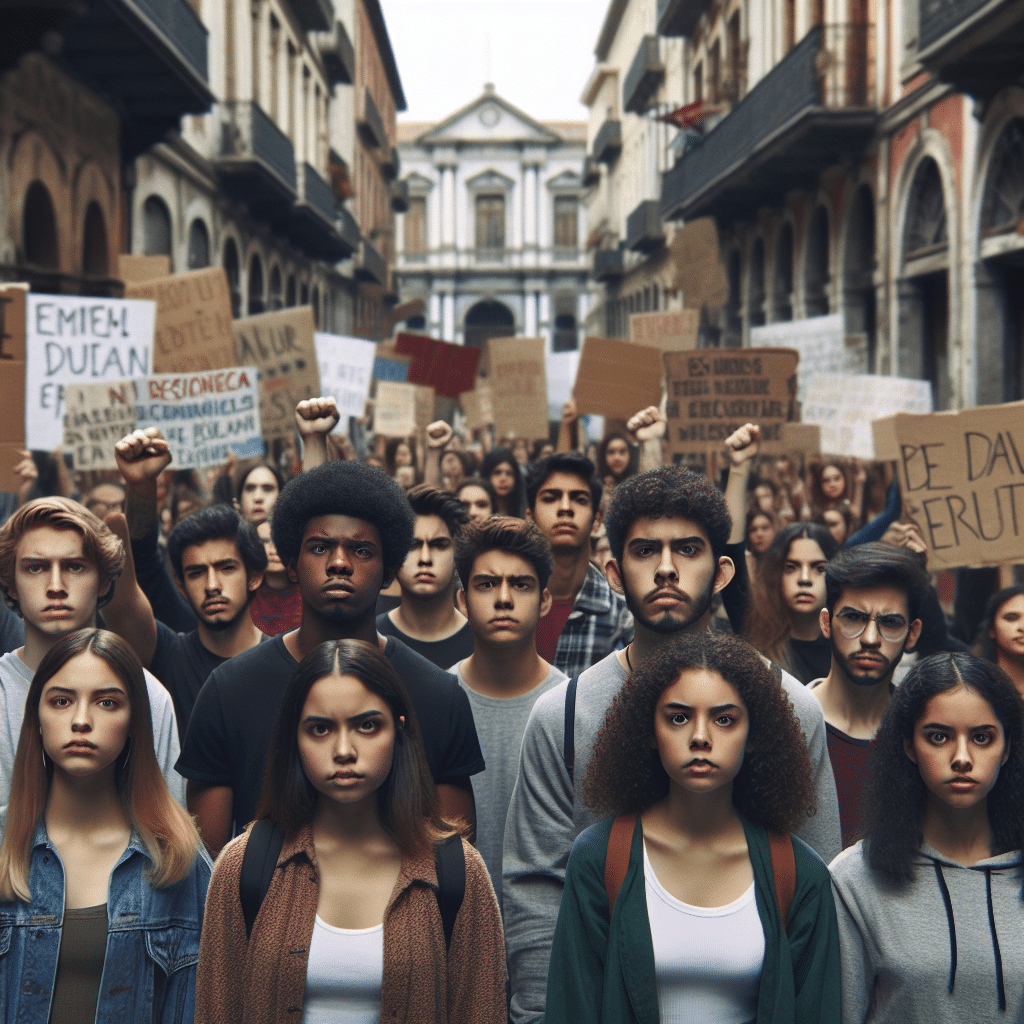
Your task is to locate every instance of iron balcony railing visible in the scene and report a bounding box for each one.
[357,237,388,286]
[626,200,666,252]
[624,35,665,113]
[338,206,361,252]
[297,163,336,223]
[592,119,622,164]
[657,0,713,37]
[128,0,208,81]
[919,0,993,50]
[593,244,625,280]
[315,18,354,85]
[290,0,334,34]
[583,157,601,187]
[219,101,297,194]
[359,88,388,149]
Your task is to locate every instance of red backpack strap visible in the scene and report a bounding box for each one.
[604,813,638,918]
[768,832,796,934]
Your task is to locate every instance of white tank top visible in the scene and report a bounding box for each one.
[643,840,764,1024]
[301,916,383,1024]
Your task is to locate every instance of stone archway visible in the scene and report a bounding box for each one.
[81,201,108,276]
[23,180,59,269]
[464,299,514,349]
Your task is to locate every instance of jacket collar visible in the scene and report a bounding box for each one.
[33,817,150,867]
[573,562,614,615]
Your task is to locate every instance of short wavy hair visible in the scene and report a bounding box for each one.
[603,465,731,564]
[270,460,414,581]
[166,503,268,581]
[525,452,603,512]
[455,516,554,591]
[405,483,469,540]
[584,631,815,834]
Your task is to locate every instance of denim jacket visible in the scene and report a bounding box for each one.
[0,819,212,1024]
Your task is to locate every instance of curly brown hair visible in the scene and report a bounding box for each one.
[583,632,815,834]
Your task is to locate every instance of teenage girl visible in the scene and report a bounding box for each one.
[480,447,525,518]
[975,585,1024,697]
[456,476,497,526]
[0,629,210,1023]
[232,460,285,523]
[546,631,841,1023]
[196,639,506,1023]
[596,432,638,491]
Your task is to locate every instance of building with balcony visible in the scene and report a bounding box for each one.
[393,86,588,356]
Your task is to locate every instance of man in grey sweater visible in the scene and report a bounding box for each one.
[501,465,842,1024]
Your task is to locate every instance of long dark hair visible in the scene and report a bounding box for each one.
[974,585,1024,664]
[584,632,815,834]
[862,653,1024,886]
[480,447,526,518]
[596,432,638,485]
[256,639,452,855]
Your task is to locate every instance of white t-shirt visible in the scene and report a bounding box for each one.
[643,840,764,1024]
[302,916,383,1024]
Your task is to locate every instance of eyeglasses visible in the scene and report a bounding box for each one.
[835,609,909,643]
[86,498,124,515]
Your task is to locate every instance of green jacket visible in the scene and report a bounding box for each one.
[546,815,842,1024]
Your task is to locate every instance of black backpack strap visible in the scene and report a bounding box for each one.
[434,833,466,950]
[563,675,579,785]
[240,819,285,940]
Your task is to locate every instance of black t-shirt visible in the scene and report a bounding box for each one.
[0,601,24,657]
[786,634,833,685]
[376,612,475,670]
[176,632,485,833]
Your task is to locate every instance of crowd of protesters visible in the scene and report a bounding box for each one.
[0,391,1021,1024]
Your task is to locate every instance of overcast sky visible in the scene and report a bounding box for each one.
[380,0,609,124]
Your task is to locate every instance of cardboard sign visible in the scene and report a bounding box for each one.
[62,379,143,470]
[373,380,417,437]
[118,254,171,284]
[488,337,549,441]
[26,294,155,450]
[414,385,435,431]
[394,332,480,398]
[373,353,410,382]
[0,360,26,444]
[630,310,699,352]
[127,268,236,374]
[0,443,25,491]
[671,218,728,309]
[459,384,493,431]
[781,422,822,453]
[315,333,376,426]
[876,402,1024,569]
[0,284,28,361]
[232,307,322,441]
[802,373,934,458]
[664,348,799,455]
[572,336,663,421]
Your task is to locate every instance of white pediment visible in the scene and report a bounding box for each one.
[466,169,516,190]
[418,88,560,146]
[547,170,582,190]
[404,172,434,192]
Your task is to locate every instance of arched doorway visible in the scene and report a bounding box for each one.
[844,184,876,369]
[748,238,766,328]
[188,219,210,269]
[270,265,283,310]
[142,195,172,259]
[248,253,265,315]
[23,181,59,269]
[725,248,742,347]
[223,238,241,317]
[804,205,830,317]
[81,201,108,277]
[464,299,514,349]
[286,274,297,307]
[772,222,793,322]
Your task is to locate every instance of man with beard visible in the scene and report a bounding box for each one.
[502,465,841,1024]
[808,543,927,848]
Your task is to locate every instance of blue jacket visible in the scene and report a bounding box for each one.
[0,819,212,1024]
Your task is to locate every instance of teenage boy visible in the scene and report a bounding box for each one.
[502,465,841,1024]
[0,498,183,804]
[177,460,485,856]
[450,517,566,905]
[809,542,927,848]
[376,484,474,668]
[525,452,632,676]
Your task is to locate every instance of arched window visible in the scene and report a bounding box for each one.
[804,205,830,317]
[248,253,265,315]
[286,274,297,307]
[223,238,241,317]
[726,248,742,345]
[981,119,1024,235]
[300,282,309,306]
[748,238,765,327]
[188,219,210,269]
[904,158,948,260]
[23,181,59,269]
[553,293,578,352]
[844,184,876,368]
[311,286,320,328]
[142,195,172,258]
[81,201,108,277]
[772,222,793,322]
[270,265,283,310]
[464,299,514,349]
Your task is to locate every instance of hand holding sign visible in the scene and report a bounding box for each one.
[295,397,340,438]
[115,428,172,483]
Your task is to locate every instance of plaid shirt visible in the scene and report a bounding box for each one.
[552,561,634,678]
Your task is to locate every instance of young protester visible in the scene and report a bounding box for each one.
[384,437,416,481]
[975,585,1024,697]
[232,460,284,524]
[502,465,842,1024]
[746,507,779,566]
[82,480,126,518]
[808,458,865,527]
[450,517,566,902]
[745,522,841,684]
[0,498,183,805]
[377,484,474,669]
[547,631,841,1023]
[595,432,638,491]
[525,452,632,677]
[195,639,505,1024]
[481,447,526,518]
[456,477,496,525]
[0,629,211,1024]
[176,460,484,856]
[807,543,928,848]
[248,520,302,635]
[830,652,1024,1022]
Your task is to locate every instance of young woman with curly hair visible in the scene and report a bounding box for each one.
[546,631,841,1024]
[830,652,1024,1023]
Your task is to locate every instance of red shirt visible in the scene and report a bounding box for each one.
[534,598,575,664]
[249,583,303,636]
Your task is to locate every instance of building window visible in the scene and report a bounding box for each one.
[270,265,283,310]
[286,274,297,306]
[709,40,721,103]
[476,194,505,253]
[694,63,703,104]
[554,197,578,253]
[904,157,948,260]
[81,201,108,277]
[224,238,241,317]
[248,254,265,315]
[405,196,427,256]
[187,219,210,269]
[142,195,172,258]
[553,293,578,352]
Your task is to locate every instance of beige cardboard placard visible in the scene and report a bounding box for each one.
[0,359,26,444]
[882,402,1024,569]
[460,384,494,431]
[572,336,663,422]
[119,254,171,284]
[871,415,901,463]
[414,385,435,431]
[629,310,699,352]
[782,422,822,453]
[233,306,322,441]
[488,337,549,440]
[0,284,27,361]
[127,268,236,374]
[374,380,416,438]
[0,442,25,491]
[63,380,140,470]
[671,218,728,309]
[664,348,800,456]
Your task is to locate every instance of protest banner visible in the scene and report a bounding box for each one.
[314,333,376,427]
[750,315,867,406]
[630,310,699,352]
[802,373,933,458]
[670,218,728,309]
[781,422,822,453]
[118,254,171,283]
[127,267,236,374]
[394,332,480,398]
[488,337,549,440]
[373,352,410,382]
[547,351,579,421]
[26,294,155,450]
[62,380,141,470]
[0,284,27,361]
[572,336,663,421]
[875,401,1024,569]
[414,385,435,431]
[459,384,493,431]
[232,306,322,442]
[664,348,799,456]
[373,381,417,437]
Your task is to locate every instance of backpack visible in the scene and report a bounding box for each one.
[239,820,466,947]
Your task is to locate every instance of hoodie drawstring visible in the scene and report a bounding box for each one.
[933,861,957,995]
[984,868,1007,1012]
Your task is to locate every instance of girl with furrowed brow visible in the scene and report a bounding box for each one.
[546,631,841,1024]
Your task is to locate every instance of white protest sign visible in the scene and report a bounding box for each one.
[27,294,155,449]
[63,380,142,470]
[749,315,867,407]
[802,373,934,458]
[314,333,377,428]
[546,351,580,421]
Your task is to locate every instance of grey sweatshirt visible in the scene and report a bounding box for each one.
[831,840,1024,1023]
[501,648,842,1024]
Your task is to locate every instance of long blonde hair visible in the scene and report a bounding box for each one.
[0,629,201,902]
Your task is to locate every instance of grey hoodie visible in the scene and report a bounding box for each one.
[830,839,1024,1023]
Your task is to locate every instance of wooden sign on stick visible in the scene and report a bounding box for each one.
[572,336,663,421]
[488,337,549,441]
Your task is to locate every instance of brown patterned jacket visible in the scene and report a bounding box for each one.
[196,823,507,1023]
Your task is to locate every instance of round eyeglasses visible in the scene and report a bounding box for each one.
[835,609,910,643]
